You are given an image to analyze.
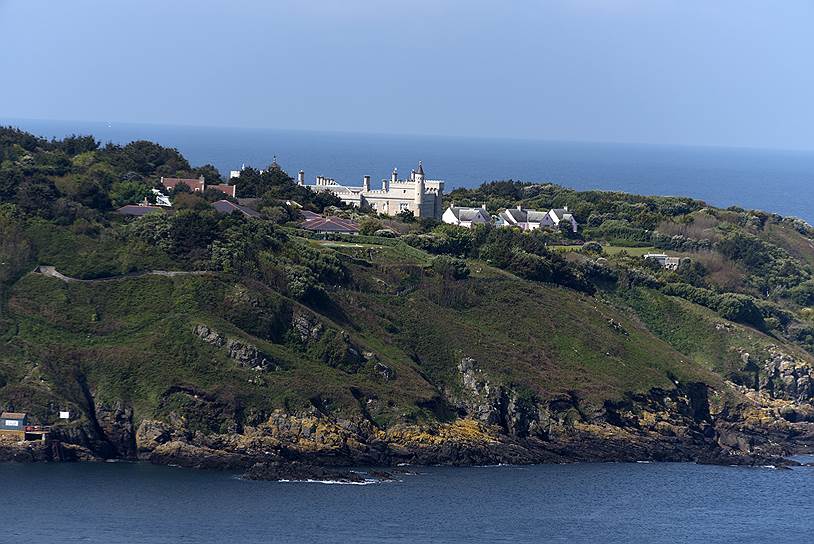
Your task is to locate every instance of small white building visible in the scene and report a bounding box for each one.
[498,206,550,230]
[644,253,681,270]
[497,206,578,232]
[442,205,492,228]
[151,189,172,207]
[541,207,579,232]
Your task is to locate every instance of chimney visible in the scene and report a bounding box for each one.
[298,170,305,186]
[363,175,370,192]
[391,168,398,184]
[517,204,523,210]
[564,205,568,211]
[481,203,487,210]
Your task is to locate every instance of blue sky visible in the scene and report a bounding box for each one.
[1,0,812,149]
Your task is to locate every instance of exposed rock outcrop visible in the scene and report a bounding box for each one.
[95,400,136,458]
[760,346,814,402]
[193,324,279,371]
[291,309,324,344]
[453,357,544,438]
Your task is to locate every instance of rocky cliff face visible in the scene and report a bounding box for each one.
[25,347,813,469]
[453,357,545,438]
[111,374,810,470]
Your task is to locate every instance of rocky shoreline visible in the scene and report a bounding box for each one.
[4,377,814,481]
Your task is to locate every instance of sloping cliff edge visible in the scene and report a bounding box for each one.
[4,379,813,474]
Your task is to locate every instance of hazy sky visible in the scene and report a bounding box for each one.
[1,0,813,149]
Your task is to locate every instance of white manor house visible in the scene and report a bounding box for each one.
[298,161,444,219]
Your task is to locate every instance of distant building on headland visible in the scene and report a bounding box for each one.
[644,253,681,270]
[442,205,492,228]
[300,161,444,219]
[160,176,236,198]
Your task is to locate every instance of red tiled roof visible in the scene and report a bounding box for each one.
[209,184,236,197]
[301,216,360,233]
[161,177,205,192]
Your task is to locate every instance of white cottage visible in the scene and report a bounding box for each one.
[542,207,579,233]
[442,205,492,228]
[498,206,550,230]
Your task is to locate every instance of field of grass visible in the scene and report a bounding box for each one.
[550,244,658,257]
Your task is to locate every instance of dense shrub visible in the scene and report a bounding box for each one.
[430,256,470,280]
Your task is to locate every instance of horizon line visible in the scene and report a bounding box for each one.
[3,115,814,156]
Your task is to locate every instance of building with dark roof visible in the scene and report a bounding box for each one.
[209,184,237,198]
[212,199,261,218]
[300,216,360,235]
[497,205,579,232]
[116,205,166,216]
[442,205,492,228]
[0,412,27,440]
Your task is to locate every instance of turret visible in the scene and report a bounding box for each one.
[414,161,425,209]
[297,170,305,186]
[363,175,371,192]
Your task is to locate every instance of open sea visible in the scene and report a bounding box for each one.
[2,460,814,544]
[2,119,814,542]
[3,118,814,223]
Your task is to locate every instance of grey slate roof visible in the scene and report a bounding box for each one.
[301,216,360,233]
[212,199,261,218]
[449,207,488,221]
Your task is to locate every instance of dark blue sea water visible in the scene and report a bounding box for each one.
[4,118,814,223]
[2,461,814,543]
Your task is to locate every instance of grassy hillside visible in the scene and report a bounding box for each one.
[2,127,814,465]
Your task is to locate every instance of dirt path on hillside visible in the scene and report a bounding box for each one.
[33,265,210,283]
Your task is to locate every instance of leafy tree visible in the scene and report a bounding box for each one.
[15,178,58,217]
[74,179,111,210]
[173,193,211,211]
[397,209,416,223]
[57,134,99,156]
[359,217,383,236]
[109,180,151,207]
[202,187,234,202]
[99,140,190,176]
[190,164,222,184]
[431,255,470,280]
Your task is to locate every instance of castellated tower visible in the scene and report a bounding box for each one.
[414,161,425,209]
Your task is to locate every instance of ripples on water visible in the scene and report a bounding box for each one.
[2,462,814,544]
